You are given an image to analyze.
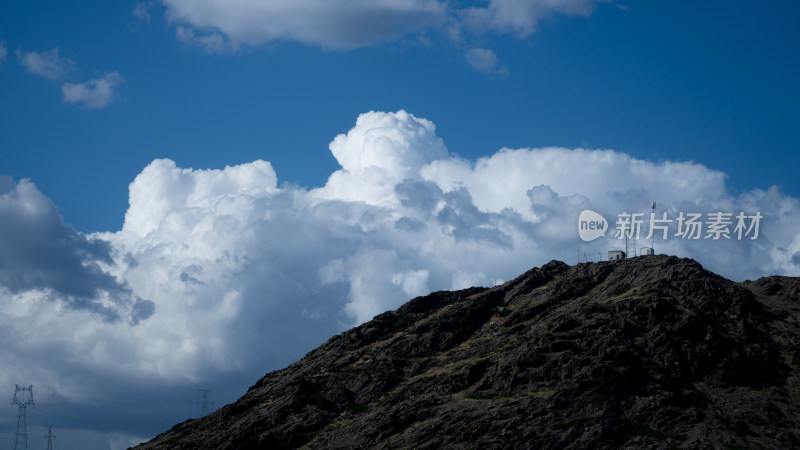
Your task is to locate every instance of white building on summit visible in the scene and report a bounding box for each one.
[608,250,626,261]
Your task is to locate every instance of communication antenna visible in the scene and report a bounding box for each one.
[651,201,656,254]
[43,425,55,450]
[12,385,34,450]
[198,389,214,417]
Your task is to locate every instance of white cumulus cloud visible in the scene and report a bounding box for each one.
[61,71,124,109]
[1,109,798,442]
[314,109,448,206]
[158,0,606,53]
[17,47,76,80]
[163,0,448,50]
[104,110,800,343]
[0,42,7,64]
[92,109,800,382]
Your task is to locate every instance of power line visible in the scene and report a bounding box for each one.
[12,384,34,450]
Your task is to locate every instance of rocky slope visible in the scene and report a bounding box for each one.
[134,255,800,449]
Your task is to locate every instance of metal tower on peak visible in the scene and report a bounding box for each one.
[650,201,656,254]
[198,389,214,417]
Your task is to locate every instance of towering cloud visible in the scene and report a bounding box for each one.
[314,109,448,206]
[96,109,800,380]
[0,110,797,443]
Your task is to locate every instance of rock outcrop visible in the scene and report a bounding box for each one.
[134,255,800,449]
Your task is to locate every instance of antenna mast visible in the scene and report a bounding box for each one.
[651,201,656,254]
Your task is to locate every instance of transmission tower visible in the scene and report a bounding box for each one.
[43,425,55,450]
[197,389,214,417]
[11,385,34,450]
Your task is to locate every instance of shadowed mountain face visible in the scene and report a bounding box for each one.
[135,255,800,449]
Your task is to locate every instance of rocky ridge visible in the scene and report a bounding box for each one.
[135,255,800,449]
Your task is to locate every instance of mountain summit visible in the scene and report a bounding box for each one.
[135,255,800,449]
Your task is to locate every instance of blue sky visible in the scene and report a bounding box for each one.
[2,1,798,233]
[1,1,799,448]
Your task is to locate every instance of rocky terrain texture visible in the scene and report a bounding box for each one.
[135,255,800,449]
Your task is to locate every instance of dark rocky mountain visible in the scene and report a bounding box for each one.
[134,255,800,449]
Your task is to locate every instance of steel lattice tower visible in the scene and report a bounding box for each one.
[198,389,214,417]
[12,385,34,450]
[43,425,55,450]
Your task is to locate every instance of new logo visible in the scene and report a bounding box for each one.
[578,210,607,242]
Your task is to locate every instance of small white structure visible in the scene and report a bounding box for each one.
[608,250,626,261]
[641,247,655,256]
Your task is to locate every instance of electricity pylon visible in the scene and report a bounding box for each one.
[43,425,55,450]
[12,385,34,450]
[198,389,214,417]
